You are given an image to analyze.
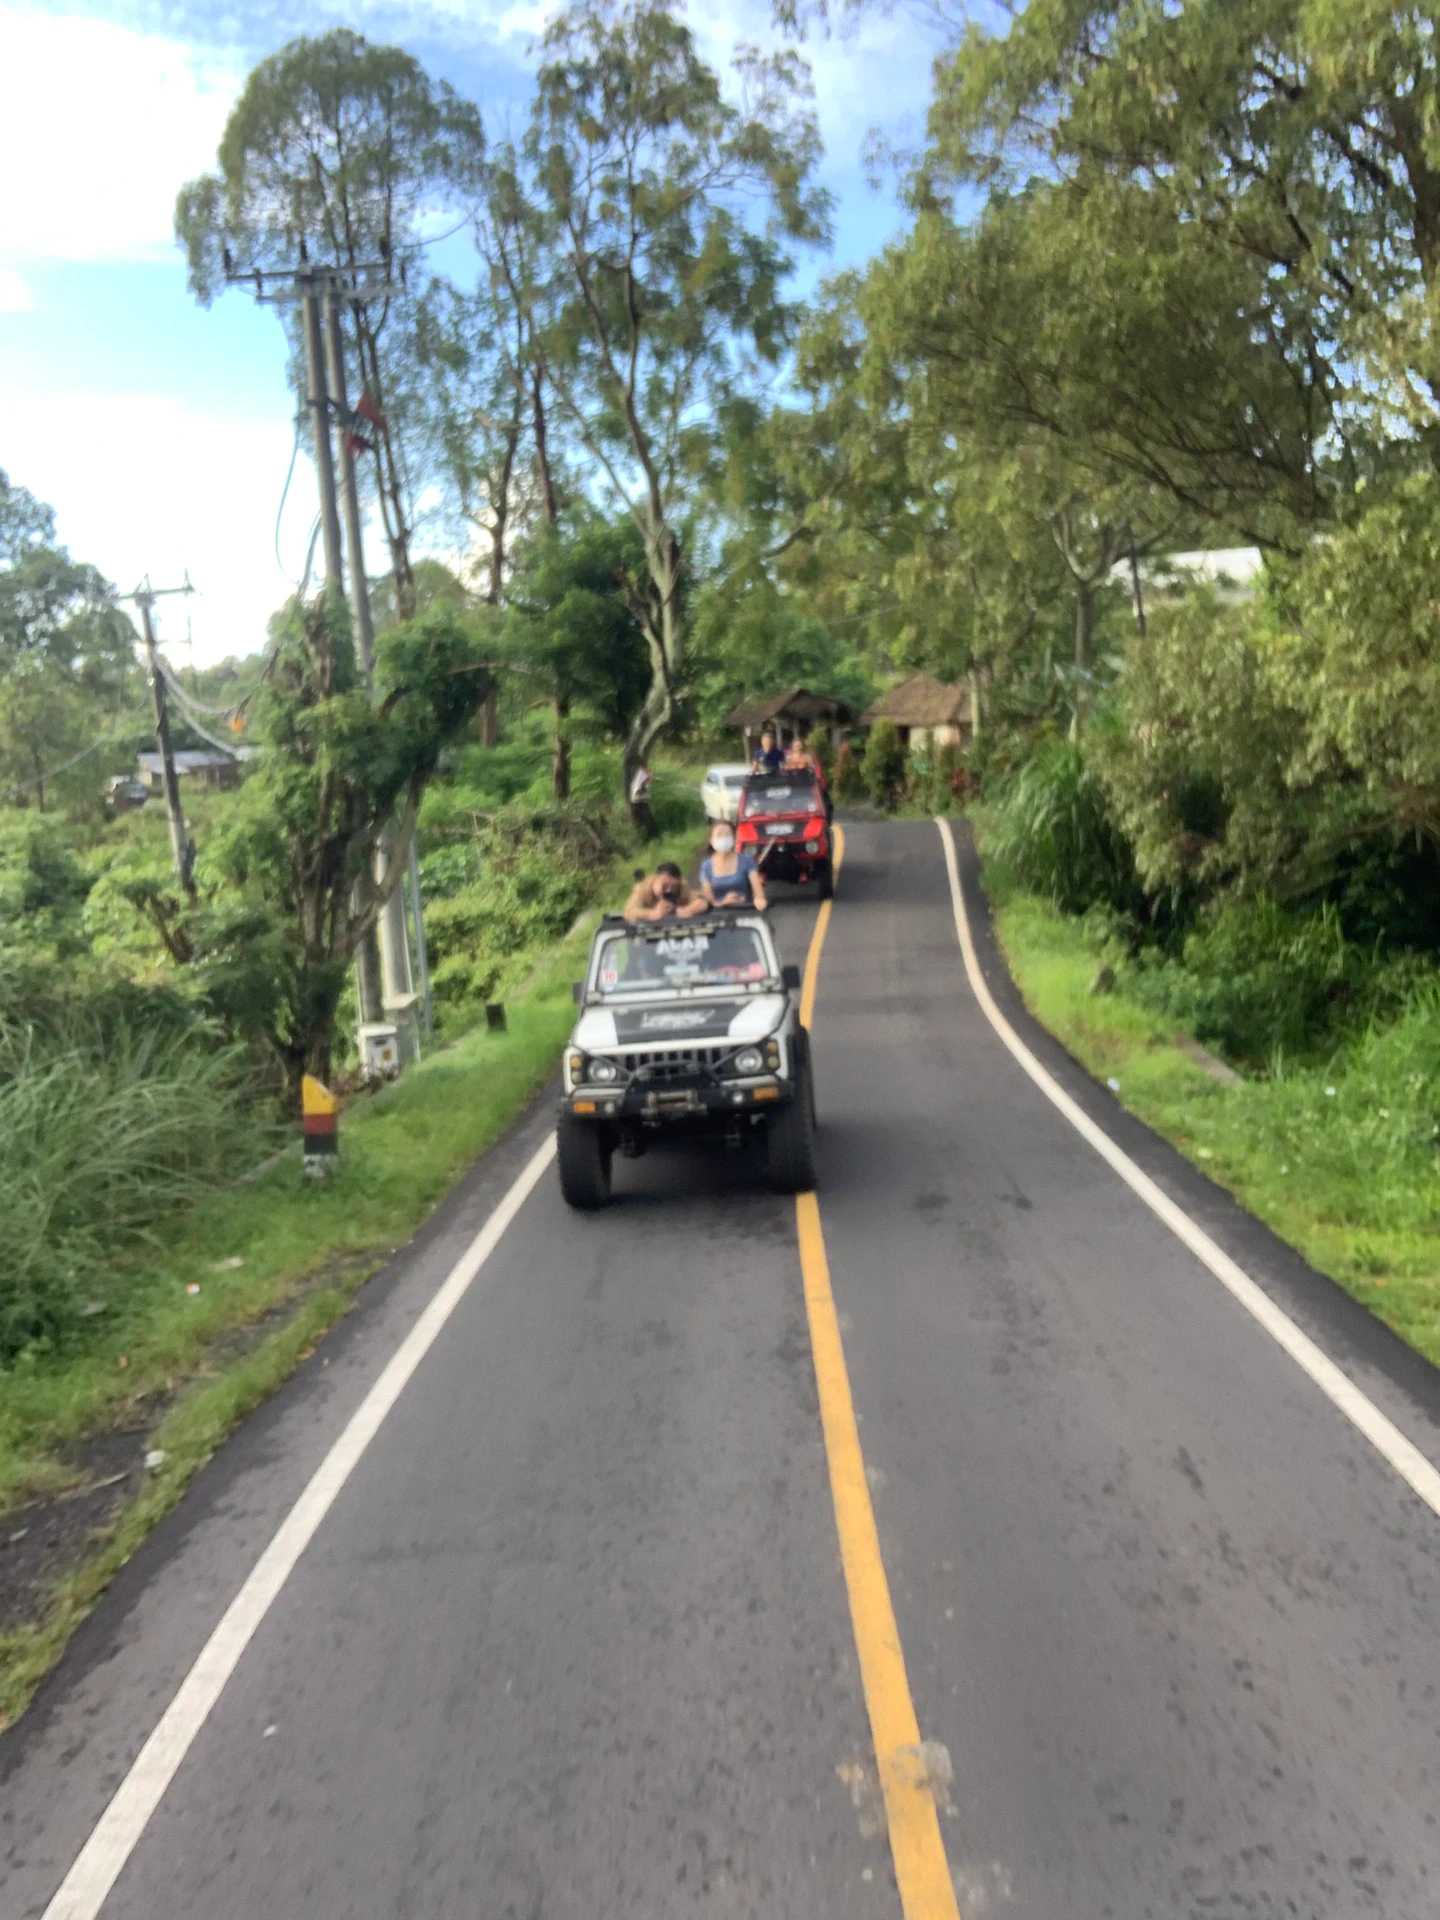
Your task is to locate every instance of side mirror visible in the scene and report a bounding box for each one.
[571,981,584,1005]
[782,963,801,991]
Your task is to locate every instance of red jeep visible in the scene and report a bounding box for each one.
[737,770,834,899]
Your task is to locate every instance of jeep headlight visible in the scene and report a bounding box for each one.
[733,1046,765,1076]
[589,1057,621,1084]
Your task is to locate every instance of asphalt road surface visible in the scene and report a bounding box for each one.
[5,819,1440,1919]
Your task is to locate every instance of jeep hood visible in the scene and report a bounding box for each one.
[574,994,786,1049]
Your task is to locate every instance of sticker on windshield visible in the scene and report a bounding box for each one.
[600,966,619,988]
[655,934,710,958]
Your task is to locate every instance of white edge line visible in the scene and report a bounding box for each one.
[935,816,1440,1522]
[43,1130,558,1920]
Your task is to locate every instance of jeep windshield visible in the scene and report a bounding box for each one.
[591,925,775,994]
[742,776,819,818]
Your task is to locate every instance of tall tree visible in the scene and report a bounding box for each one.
[498,515,652,796]
[523,0,830,821]
[929,1,1440,450]
[0,474,139,809]
[202,597,493,1088]
[175,30,486,614]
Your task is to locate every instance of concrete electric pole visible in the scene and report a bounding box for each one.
[123,578,197,900]
[226,252,424,1057]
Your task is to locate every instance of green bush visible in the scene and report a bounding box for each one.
[1125,897,1438,1067]
[424,826,597,1021]
[862,720,908,810]
[988,738,1139,917]
[0,1012,266,1364]
[833,738,866,803]
[931,744,962,813]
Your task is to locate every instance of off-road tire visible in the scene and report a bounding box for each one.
[557,1113,614,1209]
[816,857,835,901]
[767,1047,818,1194]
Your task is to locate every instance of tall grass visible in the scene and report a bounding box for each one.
[0,1015,266,1364]
[986,738,1140,917]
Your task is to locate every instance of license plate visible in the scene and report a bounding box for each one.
[764,821,794,836]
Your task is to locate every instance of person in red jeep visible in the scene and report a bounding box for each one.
[736,768,834,899]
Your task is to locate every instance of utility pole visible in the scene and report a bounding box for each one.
[323,286,376,678]
[227,252,420,1047]
[322,280,413,1016]
[122,578,197,900]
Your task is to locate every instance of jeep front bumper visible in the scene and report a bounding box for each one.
[564,1075,793,1122]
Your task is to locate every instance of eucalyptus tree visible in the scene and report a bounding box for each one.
[929,0,1440,452]
[175,29,486,615]
[522,0,831,819]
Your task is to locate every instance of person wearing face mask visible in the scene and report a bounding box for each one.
[699,823,768,912]
[624,860,705,921]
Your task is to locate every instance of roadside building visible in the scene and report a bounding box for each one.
[135,748,256,795]
[861,673,972,752]
[726,688,857,759]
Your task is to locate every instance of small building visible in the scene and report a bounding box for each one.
[862,674,972,753]
[136,748,255,794]
[1116,546,1264,608]
[726,687,857,758]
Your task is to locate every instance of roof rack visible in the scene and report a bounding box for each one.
[596,910,765,936]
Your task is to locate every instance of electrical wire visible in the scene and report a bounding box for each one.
[4,712,152,803]
[275,411,304,579]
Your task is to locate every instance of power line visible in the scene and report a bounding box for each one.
[3,713,152,803]
[275,410,304,577]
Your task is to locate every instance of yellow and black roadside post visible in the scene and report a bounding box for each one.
[301,1074,339,1178]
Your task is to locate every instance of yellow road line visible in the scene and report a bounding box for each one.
[798,822,843,1029]
[796,828,962,1918]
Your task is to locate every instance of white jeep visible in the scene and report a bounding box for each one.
[557,911,817,1208]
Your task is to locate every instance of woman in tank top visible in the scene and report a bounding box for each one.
[699,823,768,912]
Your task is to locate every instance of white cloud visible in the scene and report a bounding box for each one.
[3,384,325,664]
[0,265,33,311]
[0,7,244,266]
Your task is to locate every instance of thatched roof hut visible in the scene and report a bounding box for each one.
[726,687,857,748]
[861,673,971,748]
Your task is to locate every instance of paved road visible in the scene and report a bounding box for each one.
[4,819,1440,1918]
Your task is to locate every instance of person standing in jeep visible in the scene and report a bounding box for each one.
[698,823,768,912]
[624,861,706,921]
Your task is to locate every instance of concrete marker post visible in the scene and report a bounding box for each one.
[301,1074,339,1179]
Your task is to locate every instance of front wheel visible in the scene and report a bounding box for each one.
[767,1055,818,1194]
[557,1113,614,1209]
[815,857,834,902]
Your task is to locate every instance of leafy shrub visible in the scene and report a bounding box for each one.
[1123,896,1437,1067]
[988,738,1139,916]
[932,743,963,813]
[419,842,483,901]
[833,738,866,802]
[862,720,907,810]
[425,827,596,1019]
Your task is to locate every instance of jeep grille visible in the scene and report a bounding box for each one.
[625,1046,726,1079]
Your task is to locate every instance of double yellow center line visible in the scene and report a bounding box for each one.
[796,826,962,1918]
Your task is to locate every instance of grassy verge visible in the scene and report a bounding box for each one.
[976,841,1440,1373]
[0,827,698,1726]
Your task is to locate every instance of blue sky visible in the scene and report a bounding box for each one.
[0,0,951,664]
